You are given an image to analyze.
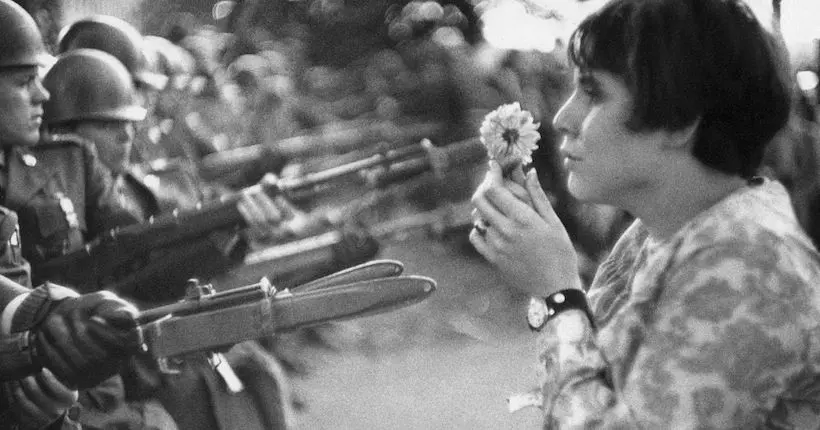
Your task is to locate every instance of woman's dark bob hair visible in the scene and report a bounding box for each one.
[567,0,791,178]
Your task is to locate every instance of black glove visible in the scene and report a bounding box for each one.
[32,291,142,389]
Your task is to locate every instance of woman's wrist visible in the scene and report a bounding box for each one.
[533,274,583,298]
[528,288,595,331]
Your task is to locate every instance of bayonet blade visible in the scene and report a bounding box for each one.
[271,275,434,330]
[141,276,435,358]
[294,259,404,292]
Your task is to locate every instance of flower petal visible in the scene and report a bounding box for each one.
[479,103,542,170]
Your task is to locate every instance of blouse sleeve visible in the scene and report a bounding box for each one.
[537,241,818,429]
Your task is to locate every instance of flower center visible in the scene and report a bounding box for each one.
[502,128,519,145]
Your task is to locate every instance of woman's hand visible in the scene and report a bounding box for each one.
[470,161,581,297]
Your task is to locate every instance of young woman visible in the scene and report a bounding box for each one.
[470,0,820,427]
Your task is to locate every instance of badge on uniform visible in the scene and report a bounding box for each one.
[21,153,37,167]
[55,192,80,229]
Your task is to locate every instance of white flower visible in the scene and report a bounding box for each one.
[479,102,541,172]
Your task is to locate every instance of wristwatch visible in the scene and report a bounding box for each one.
[527,289,595,331]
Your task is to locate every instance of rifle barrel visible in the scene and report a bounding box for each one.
[199,120,444,179]
[364,137,485,187]
[242,202,473,269]
[277,143,428,193]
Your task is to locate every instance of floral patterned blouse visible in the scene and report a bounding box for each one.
[529,179,820,429]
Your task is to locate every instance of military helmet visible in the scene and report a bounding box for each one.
[57,15,167,90]
[42,49,147,125]
[0,0,49,68]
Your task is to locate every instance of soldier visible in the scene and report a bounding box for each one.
[57,15,170,165]
[0,2,143,428]
[41,48,316,296]
[42,48,297,430]
[57,17,291,191]
[0,1,136,286]
[3,4,297,429]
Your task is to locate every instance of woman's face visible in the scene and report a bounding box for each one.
[75,120,135,172]
[552,68,667,208]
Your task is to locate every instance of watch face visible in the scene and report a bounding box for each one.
[527,297,549,329]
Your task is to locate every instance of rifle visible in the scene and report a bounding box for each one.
[1,260,435,380]
[225,200,474,289]
[198,119,446,181]
[32,137,485,294]
[362,137,486,188]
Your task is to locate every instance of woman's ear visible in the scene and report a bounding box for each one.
[663,117,701,150]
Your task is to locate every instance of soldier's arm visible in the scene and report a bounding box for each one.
[0,276,30,333]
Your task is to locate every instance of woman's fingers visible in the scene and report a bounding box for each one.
[503,176,531,204]
[508,165,527,188]
[526,169,561,225]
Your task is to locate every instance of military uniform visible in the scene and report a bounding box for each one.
[0,135,143,287]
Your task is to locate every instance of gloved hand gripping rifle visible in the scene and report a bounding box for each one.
[2,260,435,380]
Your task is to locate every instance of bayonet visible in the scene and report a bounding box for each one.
[139,275,435,358]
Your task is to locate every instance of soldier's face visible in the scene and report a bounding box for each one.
[0,67,49,146]
[75,120,136,172]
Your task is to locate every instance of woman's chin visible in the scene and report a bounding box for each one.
[567,178,595,203]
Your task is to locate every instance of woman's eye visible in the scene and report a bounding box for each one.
[581,85,602,101]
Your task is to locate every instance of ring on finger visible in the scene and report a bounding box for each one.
[473,219,489,236]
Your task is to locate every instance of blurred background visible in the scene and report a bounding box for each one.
[20,0,820,428]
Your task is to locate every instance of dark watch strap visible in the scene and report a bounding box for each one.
[545,289,596,329]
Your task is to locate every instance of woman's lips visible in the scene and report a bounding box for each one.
[562,152,582,170]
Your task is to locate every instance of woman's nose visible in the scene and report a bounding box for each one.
[552,98,579,138]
